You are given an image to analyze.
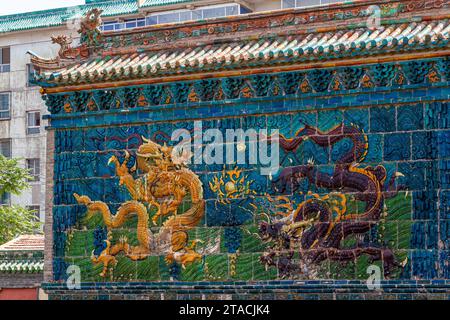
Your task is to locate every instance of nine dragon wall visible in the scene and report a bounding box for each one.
[44,58,449,299]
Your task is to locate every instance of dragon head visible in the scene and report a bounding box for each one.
[51,35,72,46]
[107,151,136,186]
[258,212,285,242]
[136,137,175,172]
[73,193,91,206]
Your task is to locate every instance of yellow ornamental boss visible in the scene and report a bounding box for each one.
[209,165,256,204]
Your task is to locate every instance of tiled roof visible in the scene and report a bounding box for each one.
[140,0,201,8]
[0,235,44,251]
[0,0,139,34]
[0,261,44,273]
[37,20,450,86]
[0,235,44,274]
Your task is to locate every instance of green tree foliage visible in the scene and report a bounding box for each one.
[0,155,41,244]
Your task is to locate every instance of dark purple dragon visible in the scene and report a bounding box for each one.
[259,123,406,278]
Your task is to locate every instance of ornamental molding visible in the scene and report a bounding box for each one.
[42,57,450,116]
[102,0,447,52]
[39,50,450,94]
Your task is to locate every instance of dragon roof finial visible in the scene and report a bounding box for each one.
[79,8,104,47]
[28,8,104,72]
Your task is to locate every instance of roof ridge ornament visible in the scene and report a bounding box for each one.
[27,8,104,72]
[79,8,104,47]
[51,35,89,60]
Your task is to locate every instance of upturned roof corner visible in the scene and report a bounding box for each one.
[27,8,104,73]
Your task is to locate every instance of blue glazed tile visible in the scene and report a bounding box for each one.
[437,130,450,158]
[412,131,438,160]
[413,190,437,220]
[424,161,439,190]
[426,222,439,249]
[384,133,411,161]
[397,104,424,131]
[66,152,97,179]
[370,106,396,132]
[85,128,107,151]
[330,138,354,163]
[105,126,129,150]
[439,191,450,220]
[411,250,438,279]
[241,115,267,131]
[292,111,317,133]
[127,126,149,149]
[77,179,105,203]
[318,109,343,132]
[364,134,383,163]
[425,101,449,129]
[438,160,450,189]
[438,251,450,278]
[397,162,426,190]
[343,108,369,132]
[302,139,329,165]
[267,113,292,137]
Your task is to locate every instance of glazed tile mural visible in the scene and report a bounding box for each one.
[50,68,449,285]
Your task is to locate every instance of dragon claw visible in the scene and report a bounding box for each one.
[107,155,116,166]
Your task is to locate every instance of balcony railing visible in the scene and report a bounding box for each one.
[100,4,251,32]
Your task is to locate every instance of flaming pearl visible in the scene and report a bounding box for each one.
[225,181,236,193]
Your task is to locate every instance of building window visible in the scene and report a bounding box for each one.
[147,4,245,25]
[124,18,145,29]
[0,193,10,206]
[0,139,11,158]
[100,20,125,31]
[282,0,342,9]
[27,111,40,134]
[0,47,10,73]
[27,64,37,87]
[26,205,40,219]
[0,92,10,120]
[27,158,40,182]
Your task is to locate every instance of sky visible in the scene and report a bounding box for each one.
[0,0,85,16]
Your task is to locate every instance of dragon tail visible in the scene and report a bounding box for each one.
[74,193,151,250]
[163,200,205,232]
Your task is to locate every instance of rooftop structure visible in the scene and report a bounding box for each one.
[0,235,44,300]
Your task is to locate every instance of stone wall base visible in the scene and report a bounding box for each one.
[0,273,43,288]
[43,281,450,300]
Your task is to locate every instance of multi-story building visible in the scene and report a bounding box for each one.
[0,0,317,222]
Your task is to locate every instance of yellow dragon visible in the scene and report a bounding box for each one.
[74,137,205,277]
